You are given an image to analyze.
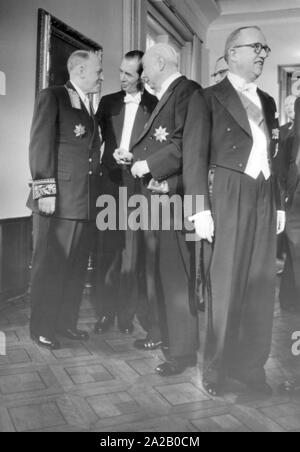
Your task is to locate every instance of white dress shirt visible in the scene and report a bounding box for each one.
[119,92,142,151]
[156,72,182,100]
[228,72,270,180]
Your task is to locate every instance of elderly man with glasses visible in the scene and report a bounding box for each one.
[187,26,285,397]
[212,56,229,84]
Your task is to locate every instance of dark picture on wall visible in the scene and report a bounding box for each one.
[278,64,300,124]
[36,8,103,92]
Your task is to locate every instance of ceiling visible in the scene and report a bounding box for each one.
[215,0,300,15]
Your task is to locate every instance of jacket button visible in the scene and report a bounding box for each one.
[100,172,103,177]
[89,158,92,163]
[89,171,93,175]
[227,128,231,132]
[144,147,147,151]
[233,145,237,150]
[239,163,243,168]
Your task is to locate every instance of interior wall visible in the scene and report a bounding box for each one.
[207,18,300,113]
[0,0,124,219]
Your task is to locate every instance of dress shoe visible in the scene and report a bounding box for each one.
[94,317,114,334]
[202,379,222,397]
[119,324,134,335]
[278,380,300,394]
[134,338,163,350]
[57,329,89,341]
[31,334,61,350]
[155,357,196,377]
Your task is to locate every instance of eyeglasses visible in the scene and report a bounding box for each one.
[233,42,271,57]
[212,69,228,78]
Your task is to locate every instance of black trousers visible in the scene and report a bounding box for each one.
[139,191,199,360]
[95,228,143,329]
[30,214,92,338]
[279,180,300,308]
[203,168,277,385]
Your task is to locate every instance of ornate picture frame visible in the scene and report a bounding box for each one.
[278,64,300,124]
[35,8,103,93]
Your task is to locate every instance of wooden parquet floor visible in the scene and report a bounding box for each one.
[0,294,300,432]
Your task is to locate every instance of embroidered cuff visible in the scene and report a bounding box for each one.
[32,179,57,200]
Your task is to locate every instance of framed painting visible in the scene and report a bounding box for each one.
[35,8,103,93]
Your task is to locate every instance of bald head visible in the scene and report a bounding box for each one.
[142,43,179,92]
[213,56,228,83]
[145,44,178,67]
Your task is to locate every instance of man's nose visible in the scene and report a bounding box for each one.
[260,48,267,58]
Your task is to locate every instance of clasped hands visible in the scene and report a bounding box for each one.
[113,148,133,166]
[113,149,150,177]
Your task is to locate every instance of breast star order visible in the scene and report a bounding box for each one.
[154,126,169,143]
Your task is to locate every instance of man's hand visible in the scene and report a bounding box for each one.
[147,179,169,194]
[131,161,150,178]
[38,197,56,216]
[113,148,133,165]
[277,210,286,235]
[190,211,215,243]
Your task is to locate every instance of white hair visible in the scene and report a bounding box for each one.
[146,43,178,67]
[67,50,96,74]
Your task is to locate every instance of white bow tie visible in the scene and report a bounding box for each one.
[241,83,257,94]
[124,93,141,105]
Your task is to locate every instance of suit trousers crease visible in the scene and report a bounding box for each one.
[203,168,277,384]
[30,214,92,338]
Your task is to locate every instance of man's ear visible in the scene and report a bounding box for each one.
[158,57,165,72]
[229,48,237,63]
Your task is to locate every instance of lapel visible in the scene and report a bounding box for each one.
[129,91,151,149]
[213,77,252,137]
[112,91,126,147]
[257,89,273,136]
[135,76,186,145]
[65,81,97,147]
[65,81,94,123]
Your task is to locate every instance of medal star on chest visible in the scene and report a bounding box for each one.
[154,126,169,143]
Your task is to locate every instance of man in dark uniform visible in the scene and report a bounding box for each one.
[94,51,157,335]
[130,43,202,376]
[27,51,103,350]
[279,95,300,311]
[277,95,296,272]
[188,26,285,396]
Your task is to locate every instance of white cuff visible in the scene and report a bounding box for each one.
[189,210,212,222]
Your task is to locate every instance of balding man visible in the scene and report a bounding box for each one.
[27,51,104,350]
[212,56,229,84]
[130,44,202,376]
[188,26,285,396]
